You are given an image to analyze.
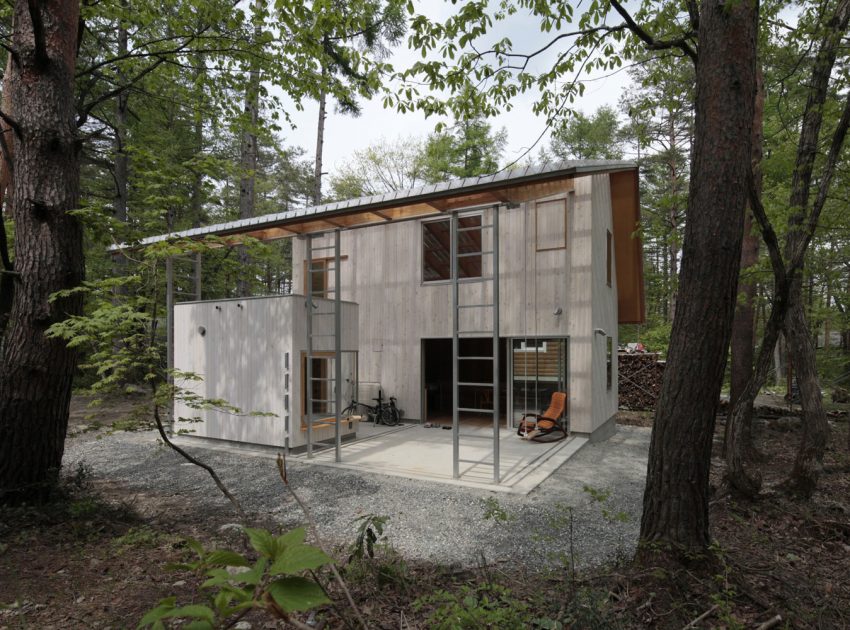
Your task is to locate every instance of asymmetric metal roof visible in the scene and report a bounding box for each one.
[120,159,637,249]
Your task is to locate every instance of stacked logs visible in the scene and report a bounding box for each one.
[618,352,665,410]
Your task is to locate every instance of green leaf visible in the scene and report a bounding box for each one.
[205,549,250,567]
[276,526,306,548]
[244,527,277,558]
[237,557,268,587]
[138,597,176,628]
[161,604,215,623]
[269,543,332,575]
[267,577,331,613]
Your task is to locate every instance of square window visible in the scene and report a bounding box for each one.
[422,215,482,282]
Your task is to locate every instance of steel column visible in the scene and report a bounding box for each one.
[451,212,460,479]
[334,229,342,463]
[305,237,313,458]
[492,205,500,483]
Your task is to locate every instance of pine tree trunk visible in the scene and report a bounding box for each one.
[637,0,758,560]
[314,82,327,205]
[726,66,764,457]
[236,17,260,297]
[0,0,83,505]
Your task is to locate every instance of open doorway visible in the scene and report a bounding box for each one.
[422,338,508,425]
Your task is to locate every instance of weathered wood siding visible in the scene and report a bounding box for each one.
[173,295,358,448]
[292,173,620,436]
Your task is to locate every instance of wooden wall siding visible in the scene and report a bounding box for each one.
[535,198,567,251]
[590,173,619,430]
[566,180,594,433]
[610,169,645,323]
[293,180,599,425]
[173,295,358,449]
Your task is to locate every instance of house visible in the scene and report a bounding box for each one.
[136,160,644,484]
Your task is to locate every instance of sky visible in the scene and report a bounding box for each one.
[277,1,632,181]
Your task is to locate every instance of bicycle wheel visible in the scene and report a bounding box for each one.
[380,406,400,426]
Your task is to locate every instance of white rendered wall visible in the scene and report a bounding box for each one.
[173,295,358,448]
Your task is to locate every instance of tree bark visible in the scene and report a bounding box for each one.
[314,78,327,205]
[0,55,16,333]
[236,14,260,297]
[726,66,764,457]
[783,278,830,497]
[0,0,83,504]
[637,0,758,560]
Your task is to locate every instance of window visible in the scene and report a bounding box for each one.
[535,198,567,251]
[606,229,612,287]
[606,336,613,390]
[304,259,328,297]
[515,339,548,353]
[422,215,482,282]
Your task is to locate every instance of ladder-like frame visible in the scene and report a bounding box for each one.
[452,205,501,483]
[305,230,343,462]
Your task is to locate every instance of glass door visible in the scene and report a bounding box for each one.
[509,337,568,428]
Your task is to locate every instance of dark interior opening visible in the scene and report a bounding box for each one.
[423,337,507,424]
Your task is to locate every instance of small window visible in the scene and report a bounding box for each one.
[535,198,567,251]
[304,259,328,297]
[606,229,612,288]
[302,355,332,421]
[606,336,613,390]
[515,339,548,353]
[422,215,482,282]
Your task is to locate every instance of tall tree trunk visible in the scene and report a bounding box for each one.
[726,66,764,457]
[236,15,260,297]
[783,272,830,496]
[637,0,758,560]
[314,76,327,205]
[0,0,83,504]
[0,55,16,333]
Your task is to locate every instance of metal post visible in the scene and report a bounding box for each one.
[194,252,202,301]
[334,229,342,463]
[305,237,313,458]
[492,205,500,483]
[451,212,459,479]
[165,255,174,434]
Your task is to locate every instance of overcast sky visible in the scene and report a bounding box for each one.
[278,2,633,179]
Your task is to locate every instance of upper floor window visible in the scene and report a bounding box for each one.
[422,215,482,282]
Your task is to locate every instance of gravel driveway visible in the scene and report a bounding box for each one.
[63,425,650,570]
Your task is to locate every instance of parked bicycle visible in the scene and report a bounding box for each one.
[342,390,401,426]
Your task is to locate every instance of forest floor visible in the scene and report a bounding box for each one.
[0,394,848,629]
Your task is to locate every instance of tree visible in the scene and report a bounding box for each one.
[0,0,84,503]
[550,105,624,160]
[311,0,407,203]
[725,0,850,498]
[328,136,426,199]
[421,116,507,181]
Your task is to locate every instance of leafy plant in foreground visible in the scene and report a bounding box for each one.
[139,526,331,629]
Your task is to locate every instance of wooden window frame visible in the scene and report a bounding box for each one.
[421,213,483,284]
[535,198,568,252]
[302,256,348,297]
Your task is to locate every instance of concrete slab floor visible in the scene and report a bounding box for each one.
[292,421,589,494]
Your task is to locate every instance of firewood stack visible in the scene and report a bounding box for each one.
[618,353,665,410]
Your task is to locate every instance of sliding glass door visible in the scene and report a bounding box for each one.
[509,337,568,428]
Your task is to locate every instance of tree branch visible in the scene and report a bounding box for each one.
[27,0,48,68]
[609,0,697,63]
[0,109,21,138]
[76,55,167,127]
[0,41,20,67]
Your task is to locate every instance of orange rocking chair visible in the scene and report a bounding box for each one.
[517,392,568,442]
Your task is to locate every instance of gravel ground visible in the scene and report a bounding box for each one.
[63,425,650,570]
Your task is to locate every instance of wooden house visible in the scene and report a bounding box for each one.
[134,160,644,479]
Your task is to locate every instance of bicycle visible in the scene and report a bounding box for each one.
[342,391,401,426]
